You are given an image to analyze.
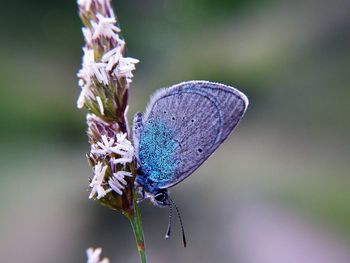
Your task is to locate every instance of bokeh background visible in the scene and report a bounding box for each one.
[1,0,350,262]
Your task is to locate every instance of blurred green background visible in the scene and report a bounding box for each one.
[1,0,350,262]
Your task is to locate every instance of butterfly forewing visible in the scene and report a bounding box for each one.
[137,81,248,189]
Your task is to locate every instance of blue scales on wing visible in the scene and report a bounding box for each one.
[138,120,179,183]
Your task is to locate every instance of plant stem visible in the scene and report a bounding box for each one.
[128,191,147,263]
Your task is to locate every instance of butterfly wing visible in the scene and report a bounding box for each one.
[134,80,248,189]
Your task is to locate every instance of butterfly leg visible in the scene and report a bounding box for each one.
[136,189,146,203]
[135,183,146,203]
[134,174,145,203]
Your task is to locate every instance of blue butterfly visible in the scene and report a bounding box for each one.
[132,80,248,246]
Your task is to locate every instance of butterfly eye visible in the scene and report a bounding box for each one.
[155,192,166,202]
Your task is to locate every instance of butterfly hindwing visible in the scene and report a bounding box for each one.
[134,81,248,189]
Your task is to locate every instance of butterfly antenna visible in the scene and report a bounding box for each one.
[168,197,187,247]
[165,204,173,239]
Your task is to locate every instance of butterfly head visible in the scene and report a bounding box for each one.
[135,173,171,207]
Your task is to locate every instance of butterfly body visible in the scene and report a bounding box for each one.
[133,80,248,207]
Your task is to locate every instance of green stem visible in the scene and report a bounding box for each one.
[128,192,147,263]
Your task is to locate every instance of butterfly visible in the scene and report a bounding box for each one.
[132,80,248,246]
